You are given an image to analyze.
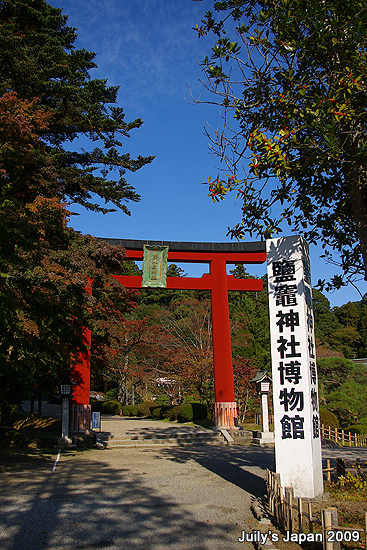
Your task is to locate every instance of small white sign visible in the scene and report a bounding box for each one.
[92,411,101,430]
[267,236,323,498]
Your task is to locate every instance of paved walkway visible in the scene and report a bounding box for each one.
[0,418,275,550]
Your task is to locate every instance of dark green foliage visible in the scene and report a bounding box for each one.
[137,401,156,417]
[0,0,151,405]
[229,271,271,372]
[182,394,200,404]
[317,357,354,394]
[90,398,102,413]
[0,0,154,214]
[161,405,179,420]
[318,357,367,427]
[319,407,339,430]
[100,400,121,415]
[121,405,139,417]
[177,403,208,423]
[313,289,341,343]
[154,394,171,406]
[134,401,209,422]
[150,406,163,419]
[104,388,119,401]
[345,424,367,435]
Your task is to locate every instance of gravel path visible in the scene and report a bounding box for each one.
[2,417,363,550]
[0,420,275,550]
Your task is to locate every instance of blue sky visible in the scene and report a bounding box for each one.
[55,0,367,307]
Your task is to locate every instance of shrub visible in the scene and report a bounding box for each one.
[90,398,102,412]
[160,405,176,420]
[154,395,171,406]
[346,424,367,435]
[177,403,208,423]
[137,401,155,417]
[150,406,163,419]
[121,405,139,417]
[177,404,194,422]
[104,388,119,400]
[100,400,121,415]
[320,407,339,429]
[182,394,200,404]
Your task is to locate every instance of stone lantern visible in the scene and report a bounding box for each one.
[58,372,77,447]
[251,370,274,445]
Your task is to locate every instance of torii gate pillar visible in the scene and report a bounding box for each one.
[210,258,237,427]
[71,240,267,431]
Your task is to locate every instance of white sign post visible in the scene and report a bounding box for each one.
[267,236,323,498]
[92,411,101,431]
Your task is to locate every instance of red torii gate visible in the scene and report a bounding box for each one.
[71,240,267,430]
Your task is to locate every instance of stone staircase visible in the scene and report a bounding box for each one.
[97,428,225,449]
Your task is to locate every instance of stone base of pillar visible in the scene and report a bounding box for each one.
[214,402,239,430]
[70,404,91,434]
[252,431,275,446]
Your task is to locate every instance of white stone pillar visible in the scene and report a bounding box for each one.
[58,397,72,447]
[261,393,270,433]
[267,236,323,498]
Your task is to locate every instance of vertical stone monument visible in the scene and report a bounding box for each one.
[267,236,323,498]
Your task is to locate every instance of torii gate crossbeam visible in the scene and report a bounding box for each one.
[71,240,267,431]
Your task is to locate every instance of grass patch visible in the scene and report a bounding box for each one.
[240,422,261,430]
[192,419,216,429]
[0,417,61,448]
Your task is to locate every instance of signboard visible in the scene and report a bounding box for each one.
[92,411,101,430]
[142,245,169,288]
[267,236,323,498]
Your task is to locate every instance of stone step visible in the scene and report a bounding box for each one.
[101,431,221,440]
[98,431,225,448]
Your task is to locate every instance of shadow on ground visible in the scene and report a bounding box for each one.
[0,446,255,550]
[146,444,275,499]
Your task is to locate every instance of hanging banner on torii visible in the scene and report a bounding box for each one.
[142,245,169,288]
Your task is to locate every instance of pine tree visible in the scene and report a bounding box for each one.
[0,0,154,213]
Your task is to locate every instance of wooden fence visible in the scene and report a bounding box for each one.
[266,470,367,550]
[252,422,367,446]
[321,425,367,447]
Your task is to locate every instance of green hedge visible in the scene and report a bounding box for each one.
[90,398,102,412]
[150,406,163,419]
[320,407,339,429]
[177,403,208,422]
[346,424,367,435]
[121,405,139,417]
[137,401,156,417]
[100,400,121,415]
[135,401,209,422]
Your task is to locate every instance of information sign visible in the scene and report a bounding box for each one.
[92,411,101,430]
